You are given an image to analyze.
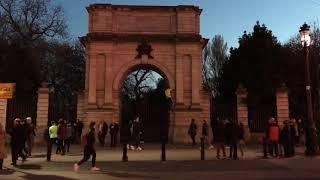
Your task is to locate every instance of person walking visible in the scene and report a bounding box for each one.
[25,117,36,157]
[110,120,119,147]
[213,119,226,159]
[229,120,240,160]
[77,120,84,143]
[188,119,197,146]
[98,121,108,147]
[0,122,7,170]
[74,122,100,172]
[238,122,245,157]
[47,121,58,161]
[66,122,74,153]
[57,119,68,155]
[132,117,142,150]
[202,120,210,147]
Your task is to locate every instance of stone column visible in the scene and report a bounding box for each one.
[175,54,184,105]
[88,54,97,108]
[77,93,85,121]
[35,83,49,143]
[0,99,7,130]
[236,84,250,140]
[104,54,113,109]
[276,84,289,127]
[191,55,200,108]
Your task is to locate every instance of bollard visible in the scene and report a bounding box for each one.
[201,137,205,160]
[122,143,128,162]
[161,137,166,161]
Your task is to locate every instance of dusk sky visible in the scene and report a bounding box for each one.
[58,0,320,48]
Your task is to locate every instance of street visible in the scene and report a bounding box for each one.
[1,144,320,180]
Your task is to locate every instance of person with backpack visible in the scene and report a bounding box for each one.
[74,122,100,172]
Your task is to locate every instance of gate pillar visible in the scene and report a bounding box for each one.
[276,83,289,127]
[236,84,250,141]
[35,83,49,143]
[0,99,7,131]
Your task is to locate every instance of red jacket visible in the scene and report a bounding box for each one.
[269,125,279,142]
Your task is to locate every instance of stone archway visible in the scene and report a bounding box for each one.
[78,4,210,143]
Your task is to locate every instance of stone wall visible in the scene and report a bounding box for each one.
[35,86,49,143]
[0,99,7,130]
[276,84,289,127]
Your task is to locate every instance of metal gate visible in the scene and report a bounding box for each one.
[6,95,38,132]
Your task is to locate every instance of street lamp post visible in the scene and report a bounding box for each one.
[300,23,318,155]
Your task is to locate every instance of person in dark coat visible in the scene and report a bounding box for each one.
[10,118,27,166]
[188,119,197,146]
[282,120,296,157]
[228,120,240,160]
[202,120,210,146]
[57,119,68,155]
[98,121,108,147]
[213,119,226,159]
[77,120,84,143]
[224,119,232,157]
[110,120,119,147]
[74,122,100,172]
[238,122,245,157]
[132,117,142,150]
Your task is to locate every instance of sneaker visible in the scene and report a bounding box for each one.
[74,163,80,172]
[208,145,214,149]
[130,145,135,150]
[127,144,130,149]
[136,147,142,151]
[91,167,100,171]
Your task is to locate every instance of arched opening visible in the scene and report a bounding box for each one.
[119,65,171,143]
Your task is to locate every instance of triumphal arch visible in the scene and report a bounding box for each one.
[78,4,210,143]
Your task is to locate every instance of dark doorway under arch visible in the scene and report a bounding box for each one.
[120,68,170,143]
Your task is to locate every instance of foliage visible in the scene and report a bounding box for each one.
[203,35,229,96]
[217,21,283,104]
[0,0,66,42]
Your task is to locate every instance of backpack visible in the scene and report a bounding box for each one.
[81,133,88,147]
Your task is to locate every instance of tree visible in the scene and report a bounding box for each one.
[43,41,85,119]
[203,35,229,96]
[122,69,159,101]
[218,22,282,100]
[0,0,66,42]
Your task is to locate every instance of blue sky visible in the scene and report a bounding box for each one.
[58,0,320,48]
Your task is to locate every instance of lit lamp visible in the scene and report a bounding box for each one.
[299,22,318,155]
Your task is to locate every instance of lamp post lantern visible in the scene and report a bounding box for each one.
[299,22,318,155]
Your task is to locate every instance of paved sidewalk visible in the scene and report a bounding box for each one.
[0,144,319,180]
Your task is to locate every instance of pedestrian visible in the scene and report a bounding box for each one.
[224,119,232,157]
[66,122,74,153]
[98,120,108,147]
[110,120,119,147]
[282,120,296,157]
[238,122,245,157]
[47,121,58,161]
[213,119,226,159]
[57,119,68,155]
[132,116,142,150]
[293,118,299,146]
[268,118,279,157]
[0,122,7,170]
[229,120,240,160]
[25,117,36,157]
[263,118,273,158]
[201,120,210,147]
[188,119,197,146]
[279,122,285,158]
[10,118,27,166]
[20,118,29,158]
[74,122,100,172]
[77,119,84,143]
